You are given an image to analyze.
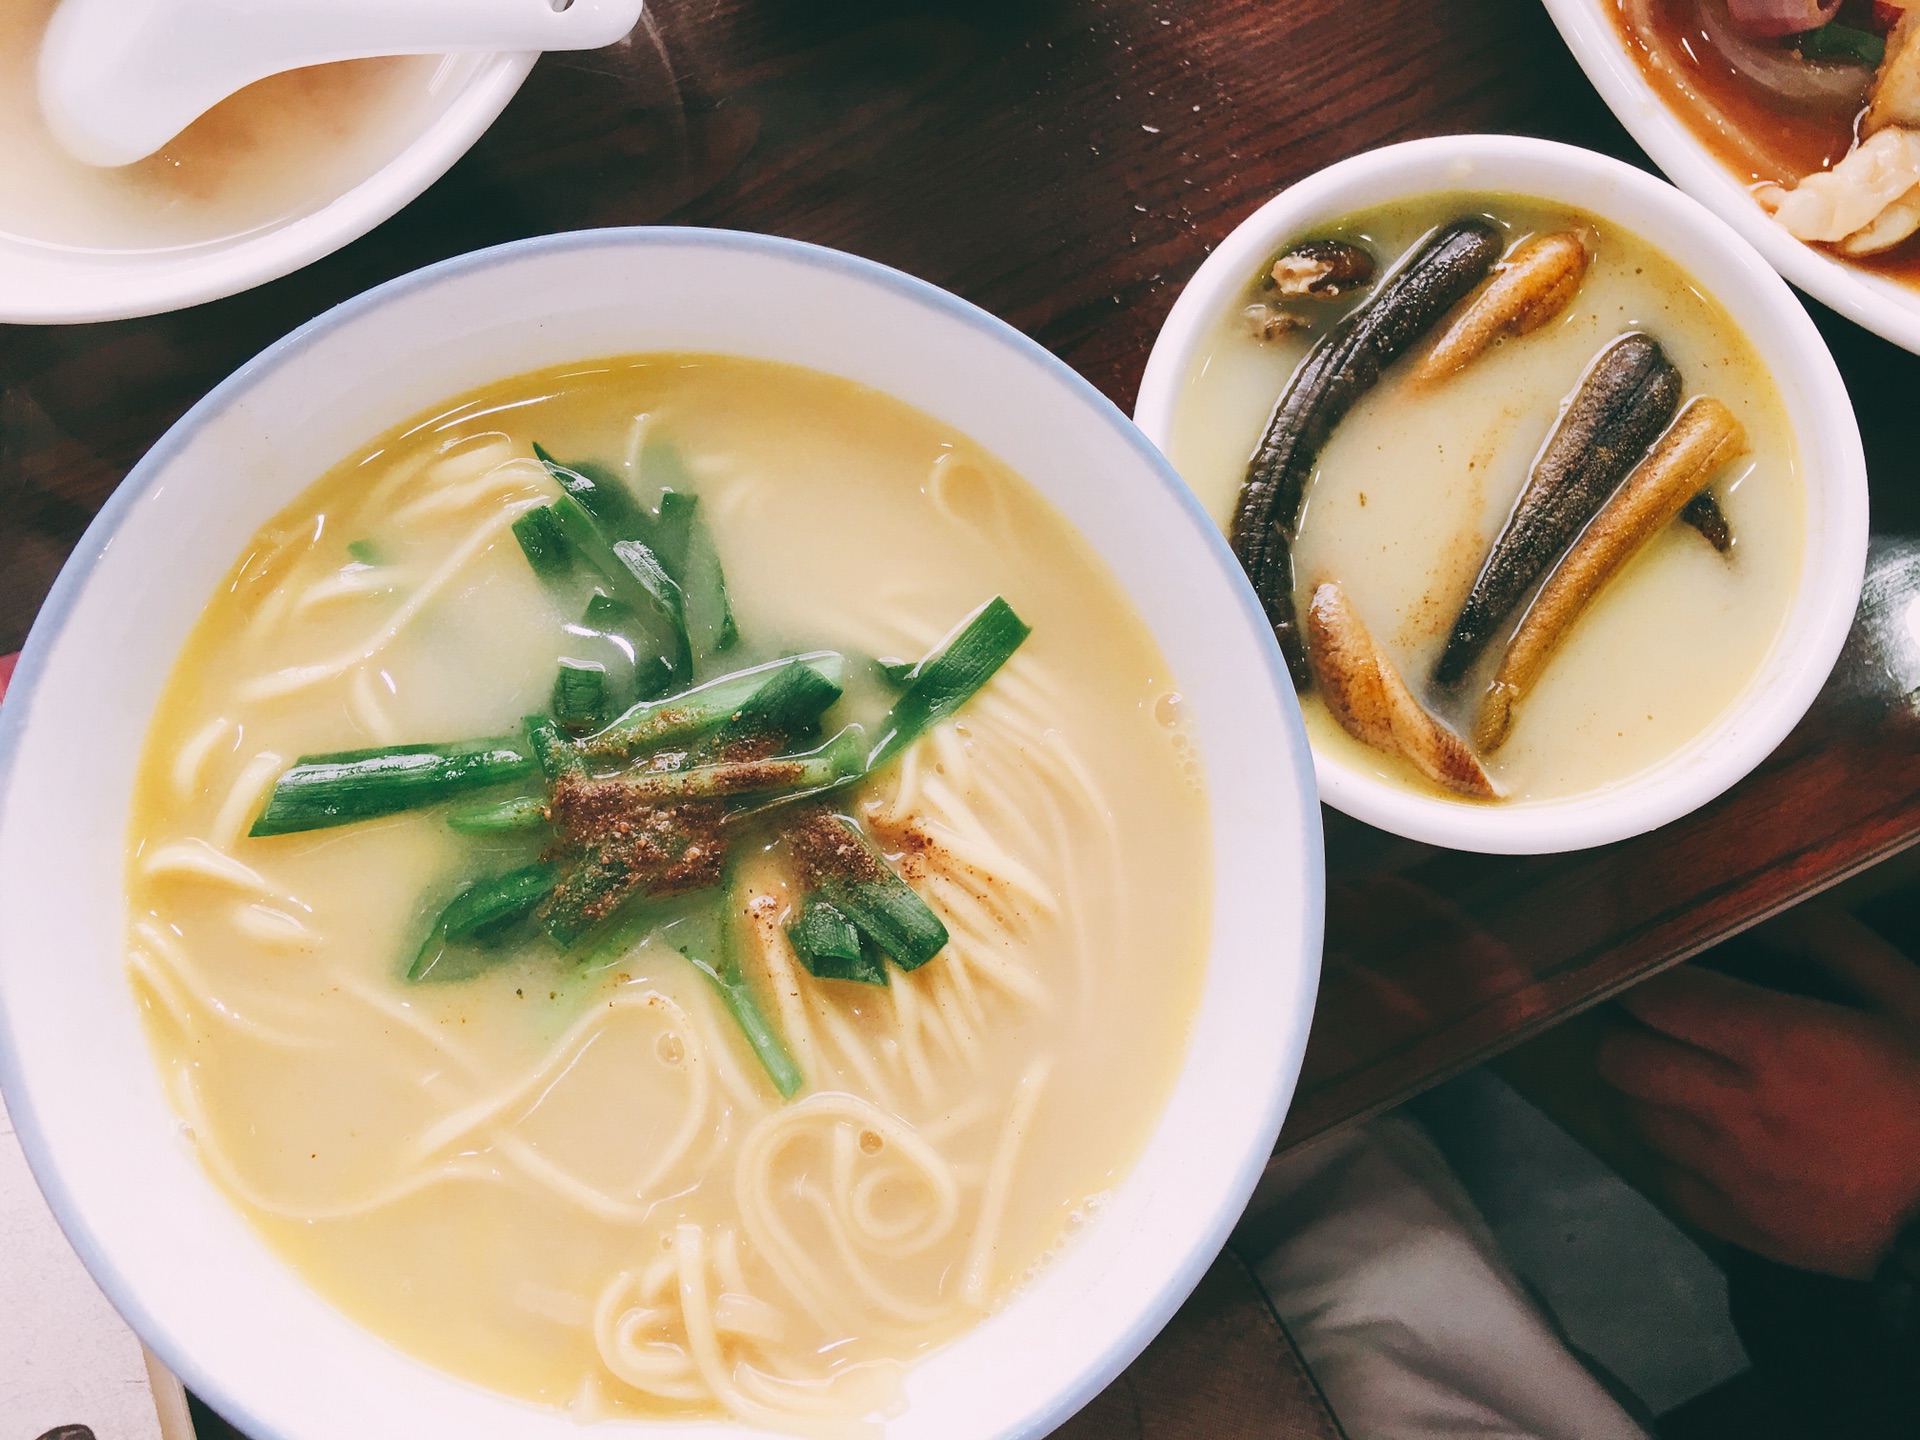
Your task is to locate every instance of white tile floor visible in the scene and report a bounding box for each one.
[1406,1067,1750,1419]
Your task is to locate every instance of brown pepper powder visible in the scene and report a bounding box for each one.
[786,807,885,889]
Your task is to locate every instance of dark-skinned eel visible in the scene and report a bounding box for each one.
[1432,331,1683,687]
[1229,216,1505,685]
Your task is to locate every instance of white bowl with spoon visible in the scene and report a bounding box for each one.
[1136,135,1867,855]
[3,0,642,324]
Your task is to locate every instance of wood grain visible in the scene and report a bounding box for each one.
[2,0,1917,1164]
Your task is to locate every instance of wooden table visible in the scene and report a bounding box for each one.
[5,0,1919,1167]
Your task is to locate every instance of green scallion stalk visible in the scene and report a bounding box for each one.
[512,505,572,578]
[346,538,384,566]
[698,656,845,758]
[581,591,632,631]
[524,714,586,780]
[569,904,656,973]
[446,795,550,837]
[867,596,1030,770]
[661,904,803,1098]
[651,486,695,575]
[547,495,692,688]
[622,726,864,803]
[408,863,558,980]
[582,652,845,759]
[532,442,653,540]
[540,847,659,951]
[654,487,738,658]
[249,737,536,837]
[552,659,608,733]
[786,896,887,985]
[813,816,949,970]
[580,594,675,705]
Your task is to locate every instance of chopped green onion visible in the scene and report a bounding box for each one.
[539,854,642,951]
[583,652,845,759]
[533,442,653,540]
[548,495,692,688]
[661,903,803,1097]
[651,487,695,576]
[655,488,738,659]
[552,660,608,733]
[620,726,864,803]
[579,594,674,704]
[701,656,845,757]
[811,816,949,970]
[512,506,572,578]
[787,897,887,985]
[523,714,586,780]
[875,657,917,687]
[346,538,383,566]
[582,592,632,630]
[633,656,676,702]
[868,596,1030,770]
[529,730,862,951]
[250,737,536,836]
[569,904,656,973]
[1798,22,1883,66]
[408,863,558,980]
[446,795,550,836]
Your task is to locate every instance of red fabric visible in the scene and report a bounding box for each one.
[0,651,15,706]
[1726,0,1843,36]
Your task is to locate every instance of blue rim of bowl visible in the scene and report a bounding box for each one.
[0,225,1326,1440]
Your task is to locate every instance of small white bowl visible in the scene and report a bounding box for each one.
[0,230,1323,1439]
[0,53,534,325]
[1135,134,1868,855]
[1541,0,1920,356]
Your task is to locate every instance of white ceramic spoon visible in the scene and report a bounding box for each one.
[38,0,644,168]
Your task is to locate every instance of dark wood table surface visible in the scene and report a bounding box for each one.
[5,0,1920,1164]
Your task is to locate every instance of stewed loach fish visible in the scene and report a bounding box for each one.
[1171,191,1800,805]
[1432,331,1683,687]
[1230,217,1504,683]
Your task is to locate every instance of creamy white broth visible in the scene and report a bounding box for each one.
[126,356,1210,1433]
[0,0,460,252]
[1166,193,1804,803]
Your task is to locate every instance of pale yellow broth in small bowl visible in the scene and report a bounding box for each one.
[1140,139,1868,853]
[1167,190,1803,809]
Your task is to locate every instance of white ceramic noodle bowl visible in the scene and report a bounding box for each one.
[0,232,1323,1440]
[0,52,535,325]
[1540,0,1920,356]
[1135,134,1867,855]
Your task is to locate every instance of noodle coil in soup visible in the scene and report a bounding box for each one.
[1164,192,1803,805]
[125,355,1211,1433]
